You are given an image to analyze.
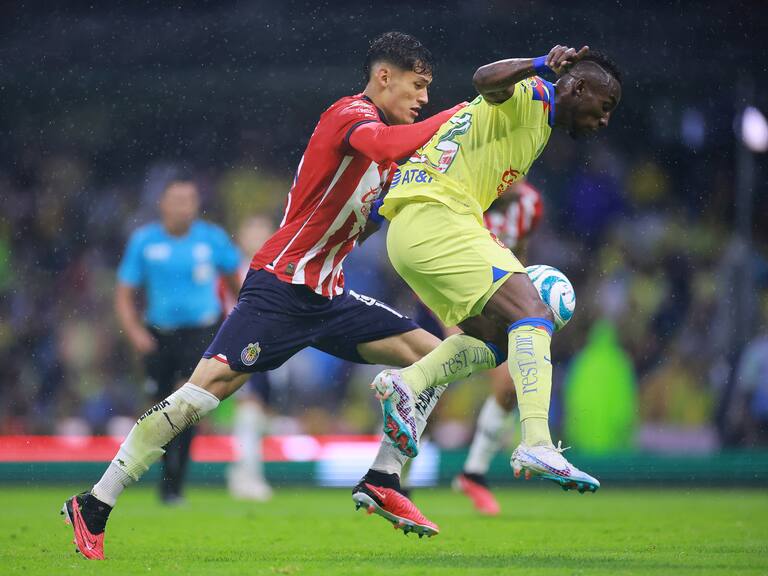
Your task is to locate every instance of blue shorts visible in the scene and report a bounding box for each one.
[204,269,419,373]
[240,372,271,404]
[413,300,446,340]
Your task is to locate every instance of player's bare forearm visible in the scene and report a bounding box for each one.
[473,59,538,104]
[349,103,465,164]
[115,284,142,335]
[115,283,156,353]
[473,45,589,104]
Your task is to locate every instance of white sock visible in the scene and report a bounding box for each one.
[91,462,132,507]
[92,383,219,506]
[370,384,447,475]
[464,396,512,476]
[230,401,266,482]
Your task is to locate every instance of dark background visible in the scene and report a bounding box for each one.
[0,1,766,451]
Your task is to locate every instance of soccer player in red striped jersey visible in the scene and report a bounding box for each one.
[62,32,464,558]
[250,41,464,297]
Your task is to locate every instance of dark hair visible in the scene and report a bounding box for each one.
[163,168,196,193]
[572,50,622,85]
[364,32,434,80]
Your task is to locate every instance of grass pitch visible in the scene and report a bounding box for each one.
[1,485,766,575]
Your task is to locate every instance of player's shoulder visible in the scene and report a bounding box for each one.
[488,76,554,130]
[323,93,381,122]
[191,219,228,239]
[515,77,555,118]
[128,221,163,244]
[516,76,554,100]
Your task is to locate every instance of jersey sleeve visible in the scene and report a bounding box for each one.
[117,231,145,287]
[497,77,552,127]
[349,105,465,164]
[211,226,241,274]
[328,99,383,148]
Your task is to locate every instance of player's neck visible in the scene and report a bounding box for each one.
[551,82,568,130]
[163,221,193,237]
[361,85,392,124]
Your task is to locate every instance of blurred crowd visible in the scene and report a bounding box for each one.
[1,126,766,454]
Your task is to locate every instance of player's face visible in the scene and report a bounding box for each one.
[568,78,621,139]
[160,182,200,233]
[381,66,432,125]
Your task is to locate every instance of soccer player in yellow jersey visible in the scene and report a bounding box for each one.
[370,45,621,492]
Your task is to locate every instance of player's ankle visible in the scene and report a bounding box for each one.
[461,471,489,487]
[362,469,401,490]
[520,417,552,447]
[400,364,428,395]
[81,493,112,534]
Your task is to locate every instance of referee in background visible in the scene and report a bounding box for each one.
[115,175,241,504]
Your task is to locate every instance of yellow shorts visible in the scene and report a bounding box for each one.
[386,201,525,327]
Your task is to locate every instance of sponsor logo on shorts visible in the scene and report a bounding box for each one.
[349,290,405,318]
[241,342,261,366]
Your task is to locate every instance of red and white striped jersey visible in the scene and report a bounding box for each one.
[250,94,395,297]
[483,181,543,249]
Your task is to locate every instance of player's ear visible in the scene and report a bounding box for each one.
[373,64,390,87]
[573,77,585,98]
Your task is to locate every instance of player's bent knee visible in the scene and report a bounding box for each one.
[189,357,250,400]
[526,298,553,323]
[485,273,553,326]
[459,316,506,348]
[359,329,440,366]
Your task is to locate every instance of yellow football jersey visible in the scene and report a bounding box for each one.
[382,76,555,221]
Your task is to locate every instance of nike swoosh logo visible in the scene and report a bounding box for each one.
[529,454,570,476]
[365,484,387,503]
[73,500,100,551]
[75,510,99,550]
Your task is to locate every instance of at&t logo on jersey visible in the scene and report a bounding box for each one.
[389,168,433,190]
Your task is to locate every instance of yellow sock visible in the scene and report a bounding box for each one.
[400,334,501,395]
[507,319,554,447]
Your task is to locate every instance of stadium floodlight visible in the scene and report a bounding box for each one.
[741,106,768,153]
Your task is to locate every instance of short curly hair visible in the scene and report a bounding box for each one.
[571,50,622,85]
[364,32,434,80]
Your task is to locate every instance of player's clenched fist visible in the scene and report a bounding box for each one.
[546,45,589,75]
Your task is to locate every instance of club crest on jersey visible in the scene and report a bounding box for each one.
[241,342,261,366]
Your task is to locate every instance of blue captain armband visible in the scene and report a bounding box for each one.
[369,198,385,224]
[532,56,552,75]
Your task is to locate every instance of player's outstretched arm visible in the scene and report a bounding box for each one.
[348,103,466,164]
[473,45,589,104]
